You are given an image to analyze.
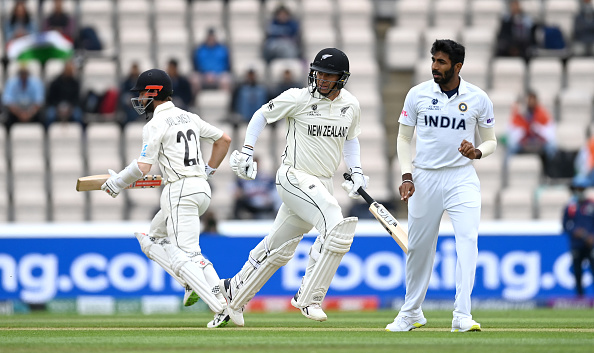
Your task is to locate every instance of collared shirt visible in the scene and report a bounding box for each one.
[262,87,361,178]
[2,76,44,108]
[399,77,495,169]
[138,101,223,184]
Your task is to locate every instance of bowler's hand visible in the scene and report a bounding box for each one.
[459,139,481,159]
[399,181,415,203]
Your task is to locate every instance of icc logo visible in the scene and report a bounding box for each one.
[432,99,438,105]
[312,104,317,111]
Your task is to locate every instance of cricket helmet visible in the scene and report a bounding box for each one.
[130,69,173,115]
[308,48,350,98]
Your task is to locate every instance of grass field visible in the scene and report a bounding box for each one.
[1,309,593,353]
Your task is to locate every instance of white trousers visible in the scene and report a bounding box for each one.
[150,177,211,254]
[399,165,480,320]
[234,164,345,301]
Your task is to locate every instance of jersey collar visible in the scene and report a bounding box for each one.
[153,101,175,115]
[431,76,469,96]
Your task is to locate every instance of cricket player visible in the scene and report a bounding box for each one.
[100,69,232,328]
[386,40,497,332]
[220,48,368,326]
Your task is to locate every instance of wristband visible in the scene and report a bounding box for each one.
[241,145,254,157]
[402,179,414,185]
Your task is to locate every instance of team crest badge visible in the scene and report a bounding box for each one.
[340,106,350,115]
[432,99,438,105]
[458,102,468,112]
[267,101,274,111]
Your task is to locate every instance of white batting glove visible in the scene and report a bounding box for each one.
[205,164,216,180]
[101,169,129,198]
[230,147,258,180]
[342,167,369,199]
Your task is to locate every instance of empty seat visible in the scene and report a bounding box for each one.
[384,27,421,71]
[506,154,543,189]
[537,186,572,220]
[268,58,306,87]
[528,57,563,100]
[491,57,526,95]
[88,189,126,221]
[197,90,232,123]
[487,89,519,137]
[460,60,489,90]
[470,0,505,30]
[499,186,536,220]
[433,0,467,30]
[555,120,587,151]
[421,27,459,59]
[566,57,594,94]
[460,26,496,63]
[481,188,499,220]
[558,89,593,126]
[395,0,430,29]
[85,122,123,175]
[337,0,374,29]
[48,122,84,175]
[191,0,224,30]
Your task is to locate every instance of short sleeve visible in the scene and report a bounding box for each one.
[398,88,418,126]
[261,88,299,123]
[138,121,165,164]
[478,94,495,128]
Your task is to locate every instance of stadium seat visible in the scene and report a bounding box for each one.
[481,188,499,220]
[395,0,431,29]
[228,0,262,30]
[191,0,225,30]
[80,0,116,55]
[302,24,337,64]
[340,27,376,63]
[528,57,563,102]
[470,0,505,30]
[337,0,374,29]
[520,0,544,21]
[487,89,519,137]
[0,125,7,222]
[558,89,593,126]
[460,26,497,63]
[301,0,334,28]
[555,120,587,151]
[490,57,527,95]
[268,58,306,87]
[499,186,536,220]
[544,0,579,42]
[460,60,489,91]
[196,89,232,123]
[565,57,594,94]
[414,58,432,85]
[536,185,572,220]
[384,27,422,71]
[421,27,460,59]
[88,188,126,222]
[505,154,543,189]
[80,59,118,95]
[85,122,123,175]
[433,0,468,30]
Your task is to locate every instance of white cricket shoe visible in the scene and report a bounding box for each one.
[385,315,427,332]
[183,285,199,307]
[220,278,245,327]
[451,318,481,332]
[290,297,327,322]
[207,310,230,328]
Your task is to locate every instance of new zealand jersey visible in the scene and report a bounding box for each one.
[399,78,495,169]
[138,102,223,183]
[262,88,361,178]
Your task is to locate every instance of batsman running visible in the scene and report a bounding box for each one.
[99,69,232,328]
[220,48,368,326]
[386,40,497,333]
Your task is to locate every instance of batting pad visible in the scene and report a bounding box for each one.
[296,217,357,307]
[230,236,302,310]
[134,232,186,287]
[164,244,225,313]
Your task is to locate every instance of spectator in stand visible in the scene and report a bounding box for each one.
[232,68,269,123]
[270,68,301,99]
[3,0,37,42]
[573,0,594,56]
[562,179,594,297]
[43,0,75,40]
[45,60,82,126]
[574,130,594,187]
[495,0,536,60]
[192,28,232,91]
[233,157,279,219]
[1,63,45,130]
[119,62,143,124]
[166,59,194,110]
[507,90,557,158]
[263,5,301,63]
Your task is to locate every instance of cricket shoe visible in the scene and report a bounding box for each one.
[451,318,481,332]
[385,315,427,332]
[207,310,230,328]
[220,278,245,327]
[183,285,199,307]
[290,295,327,322]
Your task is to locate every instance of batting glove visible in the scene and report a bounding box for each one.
[205,164,216,180]
[230,146,258,180]
[342,167,369,199]
[101,169,129,198]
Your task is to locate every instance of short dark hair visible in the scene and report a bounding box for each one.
[430,39,465,65]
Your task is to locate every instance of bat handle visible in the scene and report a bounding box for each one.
[343,172,375,205]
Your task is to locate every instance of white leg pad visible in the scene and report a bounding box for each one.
[164,243,225,313]
[296,217,357,307]
[229,236,302,310]
[135,232,186,287]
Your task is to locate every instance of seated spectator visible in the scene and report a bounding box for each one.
[573,0,594,56]
[233,157,279,219]
[166,58,194,110]
[192,28,232,91]
[43,0,75,41]
[496,0,536,60]
[231,68,269,123]
[507,90,557,158]
[270,68,301,98]
[574,131,594,187]
[1,63,44,130]
[3,0,37,42]
[45,60,82,126]
[119,62,142,124]
[263,5,301,63]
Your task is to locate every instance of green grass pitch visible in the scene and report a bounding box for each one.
[1,309,593,353]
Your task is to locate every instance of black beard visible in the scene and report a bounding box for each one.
[433,65,456,85]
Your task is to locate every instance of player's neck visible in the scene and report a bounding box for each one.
[439,76,460,92]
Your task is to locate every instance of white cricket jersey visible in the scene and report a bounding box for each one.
[262,87,361,178]
[137,101,223,183]
[399,78,495,169]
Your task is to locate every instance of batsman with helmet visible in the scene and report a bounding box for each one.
[100,68,232,328]
[220,48,369,326]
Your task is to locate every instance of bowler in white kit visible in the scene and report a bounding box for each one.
[220,48,370,326]
[386,40,497,332]
[100,69,232,328]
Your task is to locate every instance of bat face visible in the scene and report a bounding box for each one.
[370,202,409,253]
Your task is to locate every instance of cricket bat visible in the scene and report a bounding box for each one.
[76,174,163,192]
[343,173,408,253]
